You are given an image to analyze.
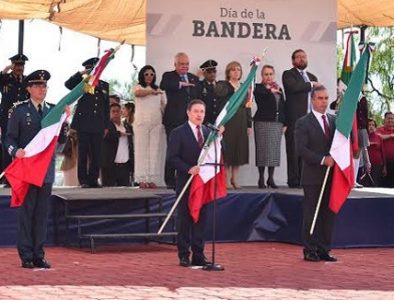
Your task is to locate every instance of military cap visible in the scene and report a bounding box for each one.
[82,57,99,69]
[24,70,51,86]
[9,54,29,65]
[200,59,218,71]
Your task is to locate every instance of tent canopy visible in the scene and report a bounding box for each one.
[0,0,393,45]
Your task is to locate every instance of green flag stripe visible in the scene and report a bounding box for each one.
[41,80,87,128]
[336,48,370,137]
[205,64,258,146]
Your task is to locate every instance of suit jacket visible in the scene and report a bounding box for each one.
[65,72,109,133]
[101,121,134,169]
[282,68,317,126]
[167,122,209,194]
[295,112,335,186]
[160,71,199,128]
[6,100,58,183]
[253,83,286,124]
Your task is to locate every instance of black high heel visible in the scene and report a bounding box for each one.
[266,178,278,189]
[258,178,266,189]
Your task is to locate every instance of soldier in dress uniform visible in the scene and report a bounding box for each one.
[65,57,110,188]
[0,54,30,180]
[196,59,219,125]
[6,70,57,268]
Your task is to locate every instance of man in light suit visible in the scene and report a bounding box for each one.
[167,99,211,267]
[295,85,337,262]
[283,49,321,188]
[160,52,199,189]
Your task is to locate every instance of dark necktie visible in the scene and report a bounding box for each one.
[38,104,43,117]
[322,115,331,139]
[196,125,204,148]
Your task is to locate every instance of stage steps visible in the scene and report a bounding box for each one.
[82,232,177,253]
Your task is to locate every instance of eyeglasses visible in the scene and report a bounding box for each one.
[144,73,155,77]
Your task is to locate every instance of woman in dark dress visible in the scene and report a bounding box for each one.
[215,61,251,189]
[253,65,286,188]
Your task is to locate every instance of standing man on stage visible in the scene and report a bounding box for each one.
[167,99,214,267]
[282,49,320,188]
[6,70,57,268]
[295,85,337,262]
[196,59,219,125]
[0,54,30,183]
[65,57,110,188]
[160,52,199,189]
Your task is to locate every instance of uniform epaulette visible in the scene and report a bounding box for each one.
[8,100,29,118]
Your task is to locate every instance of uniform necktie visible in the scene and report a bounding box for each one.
[196,125,204,148]
[38,104,43,117]
[322,115,331,139]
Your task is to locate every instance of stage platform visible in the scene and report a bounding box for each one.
[1,186,393,249]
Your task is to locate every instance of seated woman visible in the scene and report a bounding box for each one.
[367,118,387,186]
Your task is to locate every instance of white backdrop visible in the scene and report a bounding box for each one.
[146,0,336,186]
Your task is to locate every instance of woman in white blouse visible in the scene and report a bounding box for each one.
[133,65,166,188]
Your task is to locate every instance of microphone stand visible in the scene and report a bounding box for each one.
[203,123,224,271]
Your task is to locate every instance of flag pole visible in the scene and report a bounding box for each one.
[309,166,331,235]
[0,171,4,181]
[157,142,214,234]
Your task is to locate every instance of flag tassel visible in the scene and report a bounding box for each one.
[309,166,331,235]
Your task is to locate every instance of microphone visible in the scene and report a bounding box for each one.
[206,123,219,132]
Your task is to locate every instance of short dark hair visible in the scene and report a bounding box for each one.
[187,99,205,111]
[109,94,121,102]
[384,112,393,118]
[368,118,377,127]
[311,85,328,99]
[110,103,121,109]
[291,49,305,60]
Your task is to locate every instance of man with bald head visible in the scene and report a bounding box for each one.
[160,52,199,189]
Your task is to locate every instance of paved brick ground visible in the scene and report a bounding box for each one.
[0,242,393,299]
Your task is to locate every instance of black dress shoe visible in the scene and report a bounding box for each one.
[33,258,51,268]
[318,252,337,262]
[81,183,90,188]
[191,255,212,267]
[303,251,320,262]
[21,260,34,268]
[89,182,102,188]
[179,256,190,267]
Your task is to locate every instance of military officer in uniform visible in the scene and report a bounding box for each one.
[0,54,30,180]
[6,70,58,268]
[196,60,220,125]
[65,57,110,188]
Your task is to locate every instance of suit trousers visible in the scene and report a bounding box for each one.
[302,184,334,254]
[17,183,52,261]
[77,131,103,185]
[165,126,176,187]
[285,125,302,186]
[176,191,206,259]
[102,162,131,186]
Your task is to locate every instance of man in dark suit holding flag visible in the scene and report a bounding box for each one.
[295,85,337,262]
[167,99,212,267]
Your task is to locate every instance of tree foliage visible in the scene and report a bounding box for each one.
[337,27,393,124]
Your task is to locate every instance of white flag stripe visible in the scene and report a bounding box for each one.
[24,113,67,157]
[329,130,351,170]
[199,137,222,183]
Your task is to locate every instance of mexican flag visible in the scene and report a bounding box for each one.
[329,45,371,213]
[5,49,116,207]
[188,57,260,222]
